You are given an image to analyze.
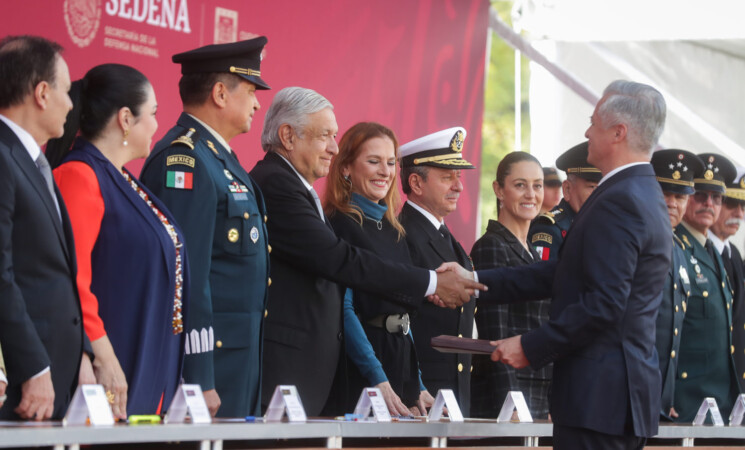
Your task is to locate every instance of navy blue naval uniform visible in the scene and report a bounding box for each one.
[140,113,269,417]
[656,234,691,420]
[528,198,575,262]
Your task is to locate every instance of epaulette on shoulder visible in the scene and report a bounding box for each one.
[171,127,199,150]
[536,211,556,224]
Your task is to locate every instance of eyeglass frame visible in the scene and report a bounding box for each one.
[692,190,723,205]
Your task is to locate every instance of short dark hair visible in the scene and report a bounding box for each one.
[46,64,150,168]
[178,72,241,106]
[0,35,63,109]
[401,165,431,195]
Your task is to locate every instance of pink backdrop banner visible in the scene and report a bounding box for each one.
[1,0,488,248]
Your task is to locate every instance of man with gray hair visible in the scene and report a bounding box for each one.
[250,87,484,415]
[710,172,745,383]
[466,80,671,449]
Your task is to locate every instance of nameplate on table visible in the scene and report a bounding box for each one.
[353,387,391,422]
[693,397,724,426]
[729,394,745,426]
[496,391,533,423]
[163,384,211,424]
[427,389,464,422]
[265,385,307,422]
[63,384,115,426]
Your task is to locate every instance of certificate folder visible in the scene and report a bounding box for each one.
[431,335,496,355]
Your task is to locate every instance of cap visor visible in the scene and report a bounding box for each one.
[238,73,271,90]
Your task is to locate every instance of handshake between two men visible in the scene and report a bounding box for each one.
[430,262,486,308]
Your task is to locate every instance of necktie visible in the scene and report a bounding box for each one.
[35,151,61,222]
[722,245,735,281]
[439,224,458,256]
[705,240,721,277]
[310,187,324,222]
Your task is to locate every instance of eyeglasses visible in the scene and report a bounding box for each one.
[692,191,722,205]
[723,197,745,210]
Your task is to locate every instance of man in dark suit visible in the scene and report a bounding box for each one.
[397,127,477,416]
[140,38,271,417]
[650,149,703,421]
[458,80,670,449]
[711,172,745,382]
[674,153,740,422]
[529,142,600,261]
[250,87,484,416]
[0,35,90,420]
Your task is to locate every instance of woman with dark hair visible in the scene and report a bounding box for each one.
[470,151,552,419]
[324,122,433,416]
[47,64,188,418]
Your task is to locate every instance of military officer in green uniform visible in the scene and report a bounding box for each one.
[712,173,745,384]
[528,142,600,261]
[140,37,271,417]
[674,152,741,423]
[650,149,704,421]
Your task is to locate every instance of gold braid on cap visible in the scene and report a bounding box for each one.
[413,153,468,165]
[656,176,694,187]
[229,66,261,76]
[566,167,601,174]
[693,178,725,188]
[726,188,745,201]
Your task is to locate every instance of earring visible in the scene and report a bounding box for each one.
[123,129,129,146]
[343,174,352,190]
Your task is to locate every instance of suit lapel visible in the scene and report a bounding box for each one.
[266,151,331,228]
[5,131,69,257]
[402,204,460,263]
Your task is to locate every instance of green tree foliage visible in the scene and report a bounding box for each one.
[478,1,531,237]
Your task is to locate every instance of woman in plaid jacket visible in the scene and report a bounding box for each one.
[470,151,552,419]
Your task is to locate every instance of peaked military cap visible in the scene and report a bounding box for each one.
[543,167,561,187]
[399,127,475,169]
[651,149,704,195]
[725,168,745,203]
[695,153,736,194]
[555,141,601,182]
[173,36,270,90]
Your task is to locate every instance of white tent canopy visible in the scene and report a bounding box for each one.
[490,0,745,169]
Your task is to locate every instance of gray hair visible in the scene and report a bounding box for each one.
[597,80,666,156]
[261,86,333,153]
[401,165,431,195]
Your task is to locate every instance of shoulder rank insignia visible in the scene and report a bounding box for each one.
[171,128,198,150]
[206,140,219,156]
[538,212,556,224]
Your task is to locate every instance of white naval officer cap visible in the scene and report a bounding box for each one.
[399,127,475,170]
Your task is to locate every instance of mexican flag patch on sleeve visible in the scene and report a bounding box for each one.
[166,170,193,189]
